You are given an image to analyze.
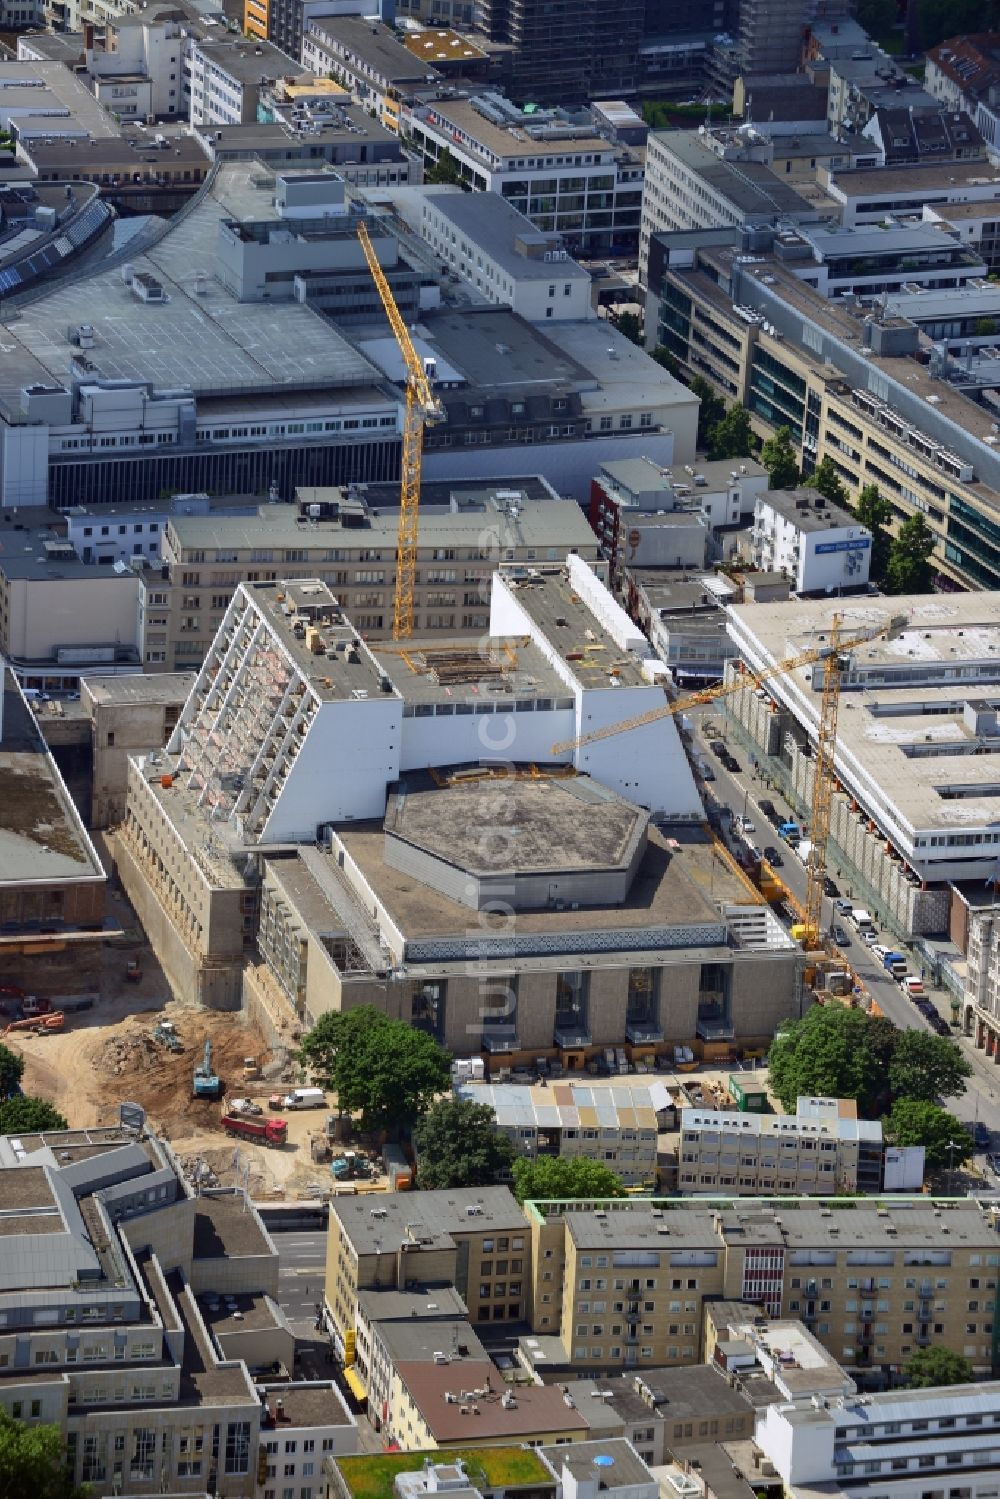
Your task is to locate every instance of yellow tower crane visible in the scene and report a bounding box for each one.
[357,220,444,640]
[551,610,906,947]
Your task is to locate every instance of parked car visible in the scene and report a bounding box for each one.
[759,798,777,820]
[833,924,851,947]
[723,754,741,773]
[710,741,727,760]
[835,898,854,916]
[901,975,924,996]
[736,815,756,833]
[823,876,840,897]
[931,1014,951,1036]
[763,845,783,866]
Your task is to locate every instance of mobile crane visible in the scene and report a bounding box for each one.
[552,610,906,947]
[356,219,444,640]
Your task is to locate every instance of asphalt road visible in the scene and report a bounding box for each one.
[690,711,1000,1147]
[273,1229,327,1327]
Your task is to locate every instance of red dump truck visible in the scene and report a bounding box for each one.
[221,1114,287,1148]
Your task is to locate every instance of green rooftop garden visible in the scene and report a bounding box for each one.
[335,1448,551,1499]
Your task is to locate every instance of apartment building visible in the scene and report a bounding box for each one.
[453,1080,666,1186]
[353,1286,480,1423]
[401,94,644,257]
[325,1189,529,1353]
[138,480,601,668]
[524,1196,1000,1382]
[647,235,1000,590]
[0,1121,357,1498]
[301,19,441,127]
[750,488,872,593]
[554,1366,756,1465]
[758,1381,1000,1499]
[677,1096,924,1196]
[386,1360,588,1449]
[186,38,298,126]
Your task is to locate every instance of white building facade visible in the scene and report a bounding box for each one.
[751,489,872,593]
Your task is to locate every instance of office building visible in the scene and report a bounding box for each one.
[0,164,403,513]
[647,235,1000,591]
[82,672,195,828]
[639,131,820,288]
[23,133,211,215]
[416,190,592,321]
[138,480,601,668]
[757,1382,1000,1499]
[473,0,643,103]
[197,94,419,187]
[677,1096,924,1196]
[724,592,1000,937]
[353,1285,482,1423]
[0,1120,358,1497]
[401,94,644,256]
[301,18,442,128]
[186,37,298,127]
[750,488,872,593]
[626,572,737,685]
[524,1196,1000,1380]
[452,1080,668,1186]
[822,158,1000,231]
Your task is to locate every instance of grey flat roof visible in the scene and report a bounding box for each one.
[830,159,1000,195]
[803,222,971,258]
[424,98,614,163]
[422,190,589,282]
[194,37,298,82]
[0,163,383,416]
[376,1318,488,1364]
[650,130,817,219]
[759,486,857,533]
[333,1186,525,1255]
[538,1438,655,1489]
[308,16,438,84]
[356,1285,469,1322]
[82,671,197,706]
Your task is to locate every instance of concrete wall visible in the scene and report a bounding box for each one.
[3,572,140,664]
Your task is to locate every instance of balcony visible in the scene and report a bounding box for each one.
[554,1023,591,1049]
[626,1020,663,1044]
[482,1026,518,1054]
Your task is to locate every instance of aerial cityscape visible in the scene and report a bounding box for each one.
[5,0,1000,1495]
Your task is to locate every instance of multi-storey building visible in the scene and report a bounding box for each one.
[401,94,645,257]
[723,592,1000,939]
[525,1196,1000,1382]
[325,1188,530,1352]
[750,488,872,594]
[925,32,1000,152]
[301,19,442,127]
[138,480,601,668]
[677,1096,924,1196]
[81,671,195,827]
[758,1381,1000,1499]
[185,37,298,127]
[647,235,1000,590]
[472,0,643,104]
[0,1120,358,1498]
[453,1080,665,1186]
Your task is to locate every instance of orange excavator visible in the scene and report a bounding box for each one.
[3,1012,64,1037]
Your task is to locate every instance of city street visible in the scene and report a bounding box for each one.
[688,709,1000,1148]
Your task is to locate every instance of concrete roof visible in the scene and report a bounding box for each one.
[422,190,589,282]
[192,1192,275,1259]
[375,1318,488,1365]
[260,1382,354,1427]
[424,98,615,164]
[756,487,859,533]
[308,16,439,85]
[829,159,1000,195]
[192,36,297,81]
[356,1285,469,1322]
[333,1186,526,1255]
[82,671,196,706]
[539,1438,655,1489]
[650,130,817,220]
[396,1359,589,1440]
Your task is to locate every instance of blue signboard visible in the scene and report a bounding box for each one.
[814,537,871,554]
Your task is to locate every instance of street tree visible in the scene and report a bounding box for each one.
[854,482,893,583]
[883,1098,973,1174]
[298,1007,451,1134]
[707,402,753,460]
[888,1029,971,1104]
[690,375,724,449]
[0,1410,89,1499]
[510,1156,627,1203]
[0,1042,24,1099]
[810,455,849,509]
[615,311,643,345]
[767,1005,892,1115]
[760,426,800,490]
[904,1345,974,1389]
[887,513,936,594]
[413,1097,515,1190]
[0,1097,66,1134]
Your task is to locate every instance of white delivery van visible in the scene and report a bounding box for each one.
[282,1087,325,1109]
[851,907,876,938]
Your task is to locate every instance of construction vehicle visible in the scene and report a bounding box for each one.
[552,610,906,948]
[193,1039,222,1100]
[221,1113,287,1148]
[125,959,142,983]
[153,1020,182,1053]
[356,219,444,640]
[228,1097,263,1117]
[332,1151,370,1181]
[242,1056,260,1082]
[4,1011,64,1036]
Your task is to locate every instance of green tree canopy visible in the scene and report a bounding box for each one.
[650,344,680,377]
[0,1410,88,1499]
[614,311,643,346]
[511,1155,627,1203]
[768,1005,894,1115]
[854,0,898,37]
[888,1030,971,1104]
[689,374,725,449]
[298,1007,451,1135]
[854,482,893,583]
[760,426,800,490]
[810,455,849,509]
[0,1097,67,1134]
[904,1345,975,1389]
[707,402,753,460]
[413,1097,515,1190]
[887,513,936,594]
[0,1042,24,1099]
[426,146,464,187]
[884,1098,972,1174]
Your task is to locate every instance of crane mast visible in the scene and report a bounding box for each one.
[357,219,444,640]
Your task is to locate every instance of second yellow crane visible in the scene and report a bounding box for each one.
[551,610,906,947]
[357,220,444,640]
